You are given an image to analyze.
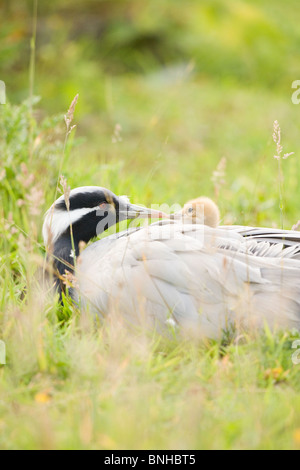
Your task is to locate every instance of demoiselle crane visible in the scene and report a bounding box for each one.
[43,186,300,339]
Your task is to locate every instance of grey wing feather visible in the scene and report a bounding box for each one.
[221,225,300,253]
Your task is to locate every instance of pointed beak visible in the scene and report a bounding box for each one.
[119,203,168,221]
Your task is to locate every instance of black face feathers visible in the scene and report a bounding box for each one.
[55,188,117,212]
[53,188,121,243]
[43,187,133,248]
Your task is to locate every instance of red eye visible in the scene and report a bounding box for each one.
[99,202,108,209]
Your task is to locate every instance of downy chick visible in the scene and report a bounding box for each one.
[172,196,220,227]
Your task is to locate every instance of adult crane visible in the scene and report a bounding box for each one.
[43,186,300,338]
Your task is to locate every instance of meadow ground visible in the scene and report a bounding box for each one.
[1,0,300,450]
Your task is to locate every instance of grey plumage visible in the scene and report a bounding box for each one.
[77,222,300,338]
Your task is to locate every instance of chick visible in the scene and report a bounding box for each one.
[172,196,220,227]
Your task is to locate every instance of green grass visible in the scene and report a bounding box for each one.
[1,0,300,450]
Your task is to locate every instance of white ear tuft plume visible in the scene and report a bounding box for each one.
[42,205,99,246]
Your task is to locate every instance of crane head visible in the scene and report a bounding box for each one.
[43,186,166,248]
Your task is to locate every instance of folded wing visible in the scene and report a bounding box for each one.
[77,223,300,338]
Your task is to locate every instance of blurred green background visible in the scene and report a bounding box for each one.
[1,0,300,225]
[2,0,300,450]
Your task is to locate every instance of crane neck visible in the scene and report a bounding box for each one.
[52,234,79,300]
